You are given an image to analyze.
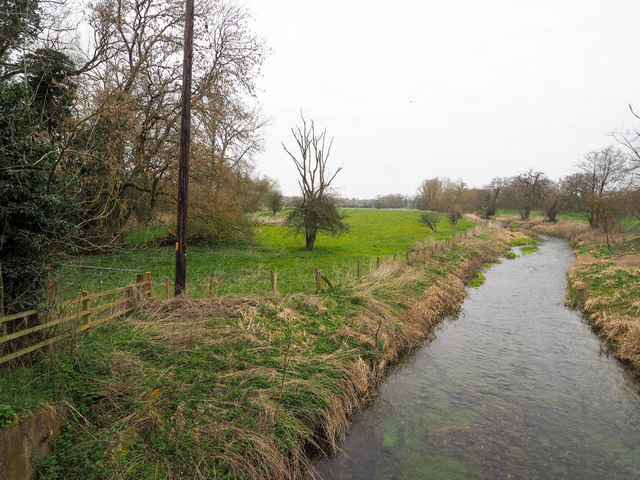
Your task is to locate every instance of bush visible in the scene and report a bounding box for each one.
[419,212,439,232]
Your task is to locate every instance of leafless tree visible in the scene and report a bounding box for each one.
[283,114,348,250]
[415,178,443,211]
[574,146,630,226]
[481,176,507,218]
[509,169,550,220]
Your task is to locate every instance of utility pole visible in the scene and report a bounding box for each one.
[175,0,194,295]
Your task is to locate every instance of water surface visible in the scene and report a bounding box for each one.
[311,238,640,479]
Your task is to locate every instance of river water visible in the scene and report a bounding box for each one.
[310,237,640,479]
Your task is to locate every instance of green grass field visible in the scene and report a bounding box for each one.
[64,209,475,298]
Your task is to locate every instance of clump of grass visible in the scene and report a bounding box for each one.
[503,251,517,260]
[467,271,486,287]
[520,245,538,255]
[507,235,536,247]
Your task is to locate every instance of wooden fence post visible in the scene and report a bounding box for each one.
[270,270,278,296]
[357,260,360,278]
[145,272,152,296]
[80,290,90,325]
[209,275,215,298]
[406,252,410,264]
[165,276,170,299]
[376,257,380,269]
[314,268,322,294]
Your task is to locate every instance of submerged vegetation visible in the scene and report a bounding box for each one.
[1,217,517,479]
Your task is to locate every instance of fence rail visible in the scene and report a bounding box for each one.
[0,276,151,365]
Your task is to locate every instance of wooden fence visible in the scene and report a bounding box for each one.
[0,274,152,365]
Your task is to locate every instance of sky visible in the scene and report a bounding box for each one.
[244,0,640,198]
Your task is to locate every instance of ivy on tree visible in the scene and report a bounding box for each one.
[0,81,77,312]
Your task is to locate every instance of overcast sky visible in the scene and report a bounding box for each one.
[244,0,640,198]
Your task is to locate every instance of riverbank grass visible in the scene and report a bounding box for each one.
[1,226,516,479]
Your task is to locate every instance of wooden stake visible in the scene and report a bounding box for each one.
[46,276,55,298]
[357,260,360,278]
[314,268,322,294]
[165,276,170,299]
[376,257,380,269]
[0,260,4,318]
[270,270,278,296]
[209,274,215,298]
[145,272,152,296]
[81,290,90,325]
[406,251,410,264]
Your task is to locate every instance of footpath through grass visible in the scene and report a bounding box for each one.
[66,209,474,297]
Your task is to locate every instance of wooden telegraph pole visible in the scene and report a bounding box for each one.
[175,0,195,295]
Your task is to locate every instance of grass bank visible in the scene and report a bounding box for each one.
[2,226,519,479]
[500,216,640,375]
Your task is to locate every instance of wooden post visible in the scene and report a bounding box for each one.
[406,252,410,264]
[357,260,360,278]
[81,290,90,325]
[0,261,5,349]
[146,272,152,296]
[209,274,215,298]
[314,268,322,294]
[175,0,195,296]
[46,276,55,299]
[393,253,396,263]
[270,271,278,296]
[0,260,4,318]
[165,276,170,299]
[376,257,380,269]
[136,273,142,284]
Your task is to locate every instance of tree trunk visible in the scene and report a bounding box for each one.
[305,230,316,250]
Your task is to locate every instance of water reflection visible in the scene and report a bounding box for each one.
[310,238,640,479]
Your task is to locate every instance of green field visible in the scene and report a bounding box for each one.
[65,209,475,297]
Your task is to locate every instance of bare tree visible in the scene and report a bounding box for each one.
[509,169,550,220]
[574,146,630,227]
[283,114,348,250]
[415,178,443,211]
[481,176,507,218]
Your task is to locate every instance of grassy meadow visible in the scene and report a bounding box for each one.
[64,209,475,297]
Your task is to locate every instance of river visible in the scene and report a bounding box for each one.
[309,237,640,479]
